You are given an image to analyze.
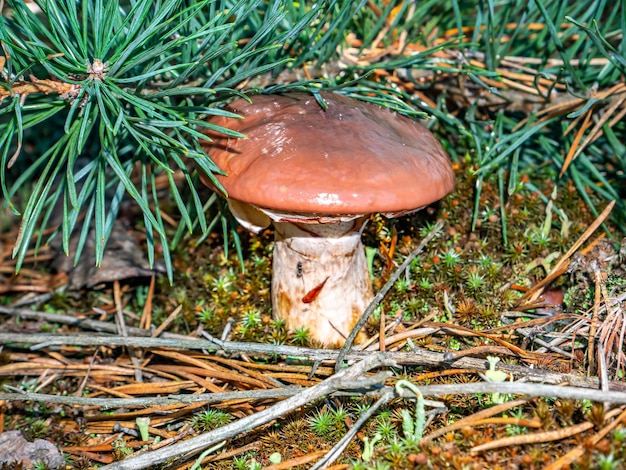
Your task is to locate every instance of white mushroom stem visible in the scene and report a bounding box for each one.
[271,218,373,346]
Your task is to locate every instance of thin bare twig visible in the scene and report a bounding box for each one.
[335,221,444,372]
[0,305,186,339]
[0,387,305,408]
[4,380,626,408]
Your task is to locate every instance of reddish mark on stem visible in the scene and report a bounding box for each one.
[302,277,329,303]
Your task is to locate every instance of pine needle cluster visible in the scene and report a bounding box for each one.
[0,0,393,278]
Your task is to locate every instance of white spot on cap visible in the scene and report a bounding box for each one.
[312,193,341,206]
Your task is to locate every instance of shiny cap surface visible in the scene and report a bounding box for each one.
[201,92,455,215]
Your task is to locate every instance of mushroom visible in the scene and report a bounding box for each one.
[200,92,455,346]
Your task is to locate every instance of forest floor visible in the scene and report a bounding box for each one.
[3,3,626,467]
[1,154,626,469]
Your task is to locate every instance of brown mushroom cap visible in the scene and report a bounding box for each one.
[201,92,455,215]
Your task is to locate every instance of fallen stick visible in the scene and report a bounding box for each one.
[4,381,626,409]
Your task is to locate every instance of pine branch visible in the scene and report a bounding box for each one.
[0,0,355,277]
